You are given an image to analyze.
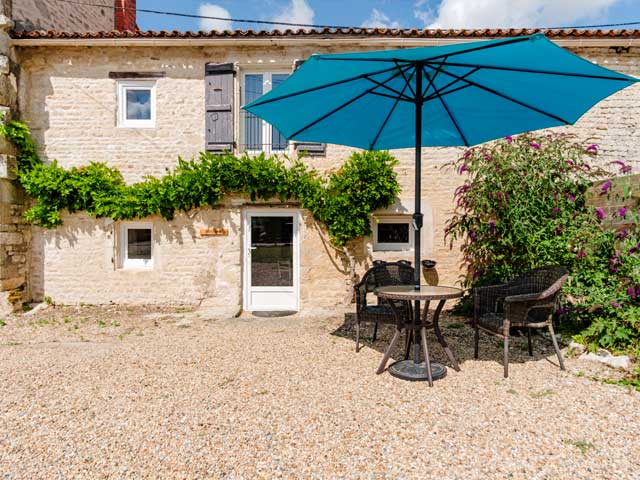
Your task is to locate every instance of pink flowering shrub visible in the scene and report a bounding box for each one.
[446,133,640,356]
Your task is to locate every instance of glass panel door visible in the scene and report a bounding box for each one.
[245,212,299,312]
[251,216,293,287]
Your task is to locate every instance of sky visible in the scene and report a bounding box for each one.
[135,0,640,32]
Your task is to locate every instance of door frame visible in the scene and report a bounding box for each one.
[243,208,301,312]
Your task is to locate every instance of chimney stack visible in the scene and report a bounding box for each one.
[115,0,137,31]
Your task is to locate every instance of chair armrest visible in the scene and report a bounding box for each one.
[504,274,569,304]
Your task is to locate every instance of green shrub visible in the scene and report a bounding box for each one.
[0,120,399,247]
[446,133,640,356]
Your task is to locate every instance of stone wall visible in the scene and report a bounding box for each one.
[0,9,28,314]
[12,0,114,32]
[14,41,640,312]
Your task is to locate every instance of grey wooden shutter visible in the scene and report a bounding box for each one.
[292,59,326,157]
[205,63,235,153]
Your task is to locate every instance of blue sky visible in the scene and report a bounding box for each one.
[136,0,640,32]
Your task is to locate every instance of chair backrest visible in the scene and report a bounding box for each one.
[508,265,568,295]
[371,261,415,288]
[354,261,415,306]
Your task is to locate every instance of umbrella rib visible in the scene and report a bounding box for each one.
[430,64,571,125]
[364,76,414,102]
[369,68,416,150]
[245,63,407,108]
[287,66,411,139]
[369,90,414,102]
[394,60,416,98]
[436,90,470,147]
[425,61,637,82]
[423,83,472,102]
[424,66,480,99]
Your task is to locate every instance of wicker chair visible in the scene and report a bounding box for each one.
[473,266,569,378]
[354,260,413,352]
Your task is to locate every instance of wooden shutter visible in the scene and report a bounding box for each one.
[292,59,326,157]
[205,63,235,153]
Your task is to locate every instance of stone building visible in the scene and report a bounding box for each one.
[3,26,640,316]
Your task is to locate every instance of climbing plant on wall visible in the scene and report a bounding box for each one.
[0,120,400,247]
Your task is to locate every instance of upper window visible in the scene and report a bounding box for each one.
[242,72,289,153]
[373,216,414,251]
[117,80,156,128]
[121,222,153,269]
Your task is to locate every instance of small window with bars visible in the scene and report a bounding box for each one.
[241,72,290,153]
[373,216,414,251]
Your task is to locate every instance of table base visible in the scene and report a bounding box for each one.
[388,360,447,382]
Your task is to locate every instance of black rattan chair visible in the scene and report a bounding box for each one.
[473,265,569,377]
[354,260,413,352]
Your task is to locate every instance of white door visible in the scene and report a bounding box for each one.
[244,211,300,312]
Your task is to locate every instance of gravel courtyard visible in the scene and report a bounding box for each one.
[0,305,638,479]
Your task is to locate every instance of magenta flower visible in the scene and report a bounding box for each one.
[627,287,636,299]
[622,165,632,174]
[553,207,560,212]
[586,144,598,152]
[489,220,496,234]
[577,249,587,260]
[629,241,640,254]
[596,207,605,220]
[484,154,492,161]
[458,164,469,175]
[566,159,574,166]
[600,181,612,195]
[566,194,575,202]
[617,229,629,239]
[611,301,621,309]
[463,150,472,159]
[619,207,628,217]
[530,142,540,150]
[505,136,513,143]
[583,163,591,171]
[555,225,563,233]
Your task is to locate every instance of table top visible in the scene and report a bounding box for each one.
[374,285,464,301]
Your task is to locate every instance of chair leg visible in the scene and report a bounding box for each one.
[503,335,509,378]
[474,326,479,359]
[376,328,403,374]
[548,324,565,371]
[527,328,533,357]
[372,321,379,342]
[355,320,360,353]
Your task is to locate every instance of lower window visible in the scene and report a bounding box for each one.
[121,222,153,269]
[373,216,414,251]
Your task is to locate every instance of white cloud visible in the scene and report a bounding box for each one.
[272,0,315,28]
[419,0,620,29]
[198,3,232,31]
[361,8,402,29]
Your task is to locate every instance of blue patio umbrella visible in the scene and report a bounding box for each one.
[243,33,638,381]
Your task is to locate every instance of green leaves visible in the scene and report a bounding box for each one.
[446,133,640,356]
[2,121,400,248]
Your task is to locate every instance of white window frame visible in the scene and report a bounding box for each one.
[241,71,291,154]
[117,80,156,128]
[372,215,414,252]
[120,222,154,269]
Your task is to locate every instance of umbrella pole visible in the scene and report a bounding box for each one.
[413,65,423,365]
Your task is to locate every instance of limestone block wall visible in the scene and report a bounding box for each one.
[12,0,114,32]
[14,41,640,309]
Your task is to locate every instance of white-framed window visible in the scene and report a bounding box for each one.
[372,216,414,252]
[241,72,289,153]
[117,80,156,128]
[120,222,153,269]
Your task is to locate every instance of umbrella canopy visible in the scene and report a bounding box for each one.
[243,33,637,149]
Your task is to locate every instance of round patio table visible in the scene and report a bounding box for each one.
[374,285,463,386]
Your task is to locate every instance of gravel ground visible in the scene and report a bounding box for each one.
[0,305,638,479]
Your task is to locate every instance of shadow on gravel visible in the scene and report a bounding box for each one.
[332,311,565,373]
